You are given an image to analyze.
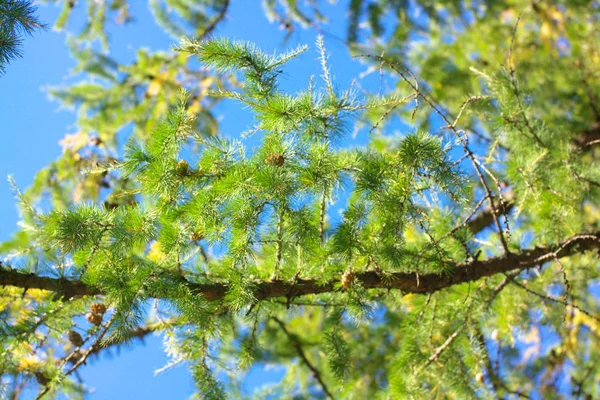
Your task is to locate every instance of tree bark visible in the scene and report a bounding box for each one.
[1,231,598,302]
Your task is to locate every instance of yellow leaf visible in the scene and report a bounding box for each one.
[26,289,52,301]
[500,9,516,24]
[147,79,162,97]
[18,354,42,372]
[200,77,214,95]
[403,226,420,243]
[521,325,541,363]
[540,22,553,40]
[147,240,167,263]
[73,181,85,204]
[59,132,88,154]
[403,293,415,311]
[548,7,564,30]
[187,100,202,115]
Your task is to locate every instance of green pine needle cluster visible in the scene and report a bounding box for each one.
[0,0,44,74]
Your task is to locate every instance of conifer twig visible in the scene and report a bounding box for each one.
[574,123,600,149]
[467,192,514,235]
[36,315,116,400]
[572,360,598,399]
[319,190,327,243]
[507,13,545,148]
[416,326,463,374]
[198,0,229,40]
[356,54,512,255]
[475,329,532,399]
[271,317,334,399]
[273,210,284,280]
[510,279,600,323]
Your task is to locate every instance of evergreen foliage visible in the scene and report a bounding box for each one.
[0,0,44,74]
[1,1,600,399]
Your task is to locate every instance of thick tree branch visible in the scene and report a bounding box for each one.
[0,268,101,298]
[1,231,598,302]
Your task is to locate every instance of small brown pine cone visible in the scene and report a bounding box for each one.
[90,303,107,315]
[89,136,103,146]
[176,159,190,175]
[86,312,103,326]
[67,330,84,347]
[66,350,83,364]
[265,153,285,167]
[341,270,355,290]
[191,231,205,241]
[35,372,50,386]
[475,372,484,384]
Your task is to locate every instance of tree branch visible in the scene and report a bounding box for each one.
[67,319,176,363]
[198,0,229,40]
[475,329,532,399]
[0,268,101,298]
[1,231,598,302]
[416,326,464,374]
[271,316,334,399]
[468,195,515,235]
[574,123,600,150]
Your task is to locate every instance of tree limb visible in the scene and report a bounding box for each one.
[0,268,101,298]
[416,326,464,374]
[1,231,598,302]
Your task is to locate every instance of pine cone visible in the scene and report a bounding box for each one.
[475,372,484,384]
[66,350,83,364]
[89,136,103,146]
[191,231,205,241]
[67,330,84,347]
[265,153,285,167]
[176,159,190,175]
[491,329,499,341]
[86,312,103,326]
[341,270,355,290]
[90,303,107,315]
[35,372,50,386]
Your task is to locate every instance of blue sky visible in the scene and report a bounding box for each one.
[0,1,393,398]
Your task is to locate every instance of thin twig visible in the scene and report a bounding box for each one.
[475,328,532,399]
[197,0,230,40]
[510,280,600,323]
[271,317,334,399]
[356,54,511,254]
[416,326,463,374]
[507,14,545,147]
[36,315,117,399]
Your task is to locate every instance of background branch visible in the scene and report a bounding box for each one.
[271,316,334,399]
